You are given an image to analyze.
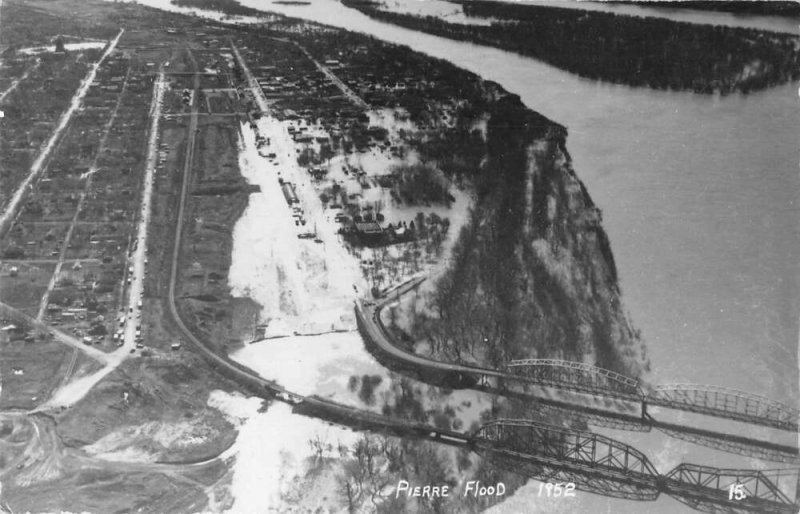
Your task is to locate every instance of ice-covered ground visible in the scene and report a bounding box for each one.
[210,391,360,513]
[231,331,389,405]
[232,329,494,431]
[229,121,366,336]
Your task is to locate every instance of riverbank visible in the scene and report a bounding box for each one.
[216,7,651,510]
[6,1,795,513]
[344,0,800,94]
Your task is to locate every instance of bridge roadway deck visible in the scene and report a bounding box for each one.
[158,50,797,512]
[356,277,799,461]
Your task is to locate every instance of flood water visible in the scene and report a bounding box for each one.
[247,0,799,404]
[236,1,799,511]
[110,0,799,510]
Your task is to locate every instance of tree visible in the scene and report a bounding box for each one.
[308,433,331,460]
[338,475,360,514]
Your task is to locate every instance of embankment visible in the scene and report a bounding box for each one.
[413,83,649,379]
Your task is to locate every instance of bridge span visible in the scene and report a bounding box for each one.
[647,383,799,432]
[153,47,800,514]
[359,276,799,432]
[296,395,800,514]
[471,419,799,513]
[505,358,643,399]
[355,277,800,466]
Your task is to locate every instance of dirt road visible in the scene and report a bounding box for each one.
[38,69,167,411]
[0,30,124,237]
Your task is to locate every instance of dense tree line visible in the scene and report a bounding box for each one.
[344,0,800,94]
[171,0,263,16]
[413,94,646,376]
[614,1,800,16]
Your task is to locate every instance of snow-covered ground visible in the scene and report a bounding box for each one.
[210,391,360,513]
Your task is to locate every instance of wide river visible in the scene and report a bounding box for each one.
[245,0,799,403]
[120,0,800,511]
[237,1,800,511]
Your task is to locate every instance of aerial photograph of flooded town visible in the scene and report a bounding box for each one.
[0,0,798,512]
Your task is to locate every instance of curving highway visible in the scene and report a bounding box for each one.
[156,44,799,514]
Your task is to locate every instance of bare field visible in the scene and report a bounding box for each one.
[0,337,72,409]
[0,3,264,511]
[0,261,56,313]
[55,357,238,462]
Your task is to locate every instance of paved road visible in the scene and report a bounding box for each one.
[166,43,799,468]
[356,276,537,383]
[357,278,800,461]
[165,47,473,447]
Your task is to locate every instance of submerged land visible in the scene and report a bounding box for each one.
[1,0,793,512]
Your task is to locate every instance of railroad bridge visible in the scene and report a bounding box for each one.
[469,419,800,514]
[356,288,800,511]
[501,359,799,433]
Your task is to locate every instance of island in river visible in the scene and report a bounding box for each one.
[1,0,647,511]
[344,0,800,94]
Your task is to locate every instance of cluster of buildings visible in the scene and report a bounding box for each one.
[1,47,153,350]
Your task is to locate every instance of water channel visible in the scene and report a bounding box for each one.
[244,0,799,406]
[109,0,799,510]
[234,2,800,511]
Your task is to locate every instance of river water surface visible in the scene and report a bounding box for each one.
[109,0,799,510]
[244,0,799,403]
[234,1,799,512]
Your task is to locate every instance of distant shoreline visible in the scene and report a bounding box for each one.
[343,0,800,95]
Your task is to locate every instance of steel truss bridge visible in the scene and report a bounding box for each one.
[356,280,800,512]
[505,358,642,398]
[647,384,799,432]
[470,419,800,513]
[361,279,800,436]
[503,359,800,433]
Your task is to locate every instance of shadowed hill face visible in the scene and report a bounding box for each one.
[426,95,646,377]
